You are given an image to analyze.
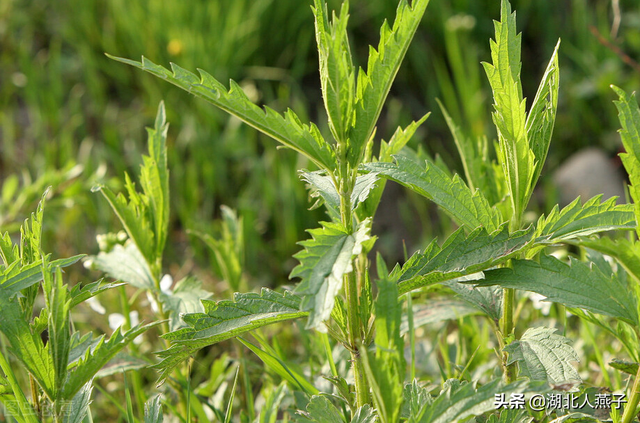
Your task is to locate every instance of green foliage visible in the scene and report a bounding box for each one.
[392,224,533,295]
[144,395,163,423]
[93,102,169,273]
[0,195,152,421]
[575,236,640,283]
[291,219,371,331]
[477,253,640,326]
[159,277,212,330]
[407,378,545,423]
[42,0,640,420]
[313,0,354,147]
[238,337,318,396]
[191,205,245,292]
[347,0,431,166]
[62,383,93,423]
[107,55,336,171]
[365,155,502,232]
[154,289,307,381]
[298,395,376,423]
[613,85,640,238]
[390,225,532,294]
[90,242,155,290]
[361,262,404,423]
[534,195,635,245]
[503,327,580,384]
[444,281,503,323]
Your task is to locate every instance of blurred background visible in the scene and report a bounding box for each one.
[1,0,639,288]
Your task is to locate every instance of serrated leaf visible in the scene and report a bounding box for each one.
[0,260,44,298]
[62,322,158,400]
[291,219,371,331]
[313,0,354,144]
[62,382,93,423]
[401,299,480,335]
[504,327,580,384]
[0,298,55,398]
[534,195,635,246]
[94,102,169,272]
[609,358,639,376]
[445,281,503,323]
[415,379,545,423]
[0,231,19,266]
[107,55,335,170]
[154,289,307,381]
[144,395,163,423]
[393,224,533,295]
[94,183,156,267]
[365,155,502,232]
[88,242,155,290]
[483,0,535,222]
[401,380,432,421]
[140,102,170,259]
[379,114,431,163]
[20,188,47,265]
[301,395,343,423]
[438,101,500,202]
[571,236,640,283]
[159,276,212,330]
[476,254,640,326]
[44,267,71,397]
[68,279,124,310]
[351,405,376,423]
[612,85,640,238]
[526,40,560,191]
[300,171,379,219]
[299,396,375,423]
[349,0,430,166]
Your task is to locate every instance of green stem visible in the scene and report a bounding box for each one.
[501,287,516,383]
[336,156,370,407]
[621,364,640,423]
[501,214,523,384]
[0,350,38,423]
[321,333,338,378]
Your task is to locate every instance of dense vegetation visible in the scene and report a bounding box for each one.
[2,0,640,421]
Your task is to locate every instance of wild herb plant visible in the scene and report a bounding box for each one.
[0,190,156,422]
[99,0,637,421]
[472,87,640,422]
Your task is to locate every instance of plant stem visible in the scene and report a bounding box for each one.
[336,157,370,407]
[501,287,517,383]
[346,271,368,407]
[621,364,640,423]
[0,350,38,423]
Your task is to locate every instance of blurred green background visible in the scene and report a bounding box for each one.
[1,0,639,287]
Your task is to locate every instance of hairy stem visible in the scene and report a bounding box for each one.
[500,287,517,383]
[336,153,370,407]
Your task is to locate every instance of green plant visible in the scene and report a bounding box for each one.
[0,190,156,422]
[471,87,640,423]
[80,0,639,422]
